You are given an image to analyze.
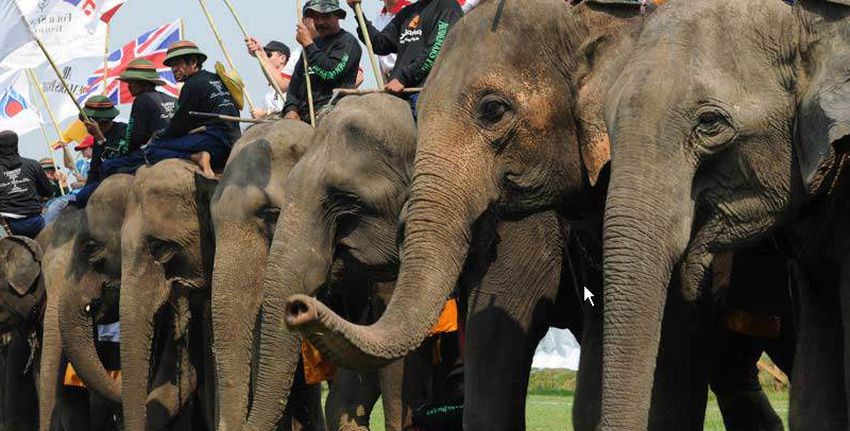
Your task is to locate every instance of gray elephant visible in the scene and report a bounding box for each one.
[210,119,326,431]
[281,1,794,430]
[599,0,850,429]
[120,160,218,430]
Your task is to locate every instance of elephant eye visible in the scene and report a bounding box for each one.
[695,111,731,138]
[149,239,178,264]
[84,240,105,264]
[476,94,514,128]
[258,206,281,241]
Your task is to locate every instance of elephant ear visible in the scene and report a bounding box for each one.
[797,24,850,195]
[0,236,43,296]
[194,172,220,278]
[573,33,612,187]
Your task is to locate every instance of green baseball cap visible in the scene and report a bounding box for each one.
[82,95,119,120]
[305,0,346,19]
[118,58,166,86]
[163,40,208,67]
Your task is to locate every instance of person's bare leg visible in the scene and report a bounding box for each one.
[190,151,215,178]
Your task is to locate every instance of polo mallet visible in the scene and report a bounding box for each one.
[296,0,317,127]
[353,2,384,87]
[198,0,255,111]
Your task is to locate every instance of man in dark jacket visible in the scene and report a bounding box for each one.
[72,96,129,208]
[346,0,462,116]
[0,131,53,238]
[145,40,241,177]
[100,58,177,177]
[283,0,362,122]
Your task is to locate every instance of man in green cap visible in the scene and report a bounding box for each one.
[98,58,178,177]
[73,96,129,207]
[146,40,241,177]
[282,0,362,122]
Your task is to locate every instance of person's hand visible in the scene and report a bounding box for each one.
[246,37,263,58]
[251,108,268,119]
[295,23,314,47]
[355,69,365,88]
[283,111,301,121]
[384,78,405,94]
[84,120,105,142]
[346,0,361,8]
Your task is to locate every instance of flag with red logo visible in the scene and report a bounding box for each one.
[0,70,42,135]
[62,0,126,29]
[77,20,181,106]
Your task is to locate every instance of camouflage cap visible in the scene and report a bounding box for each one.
[305,0,346,19]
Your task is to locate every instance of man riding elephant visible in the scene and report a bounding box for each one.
[0,131,53,238]
[145,40,241,177]
[72,96,128,208]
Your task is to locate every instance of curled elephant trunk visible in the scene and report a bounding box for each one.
[211,224,268,430]
[600,153,695,430]
[244,195,331,431]
[285,148,488,369]
[120,252,172,431]
[58,277,121,404]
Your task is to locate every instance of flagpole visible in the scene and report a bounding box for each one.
[219,0,288,105]
[197,0,255,111]
[295,0,316,127]
[25,70,67,196]
[15,5,90,122]
[102,22,110,96]
[353,3,384,87]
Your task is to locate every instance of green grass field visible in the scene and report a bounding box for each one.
[352,364,790,430]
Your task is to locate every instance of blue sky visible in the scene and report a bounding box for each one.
[19,0,384,161]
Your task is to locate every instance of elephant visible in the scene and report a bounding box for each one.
[598,0,850,429]
[280,0,794,430]
[209,119,320,431]
[120,159,218,430]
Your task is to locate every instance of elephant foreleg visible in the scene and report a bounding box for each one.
[324,366,380,431]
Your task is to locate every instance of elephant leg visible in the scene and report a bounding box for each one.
[89,391,119,431]
[378,359,404,431]
[709,327,783,431]
[324,367,380,431]
[56,385,91,431]
[288,360,326,431]
[5,331,37,430]
[789,261,846,430]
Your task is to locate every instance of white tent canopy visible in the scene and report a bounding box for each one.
[532,328,581,370]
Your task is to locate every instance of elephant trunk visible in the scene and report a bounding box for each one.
[211,224,267,430]
[38,289,62,431]
[244,195,332,431]
[600,148,695,430]
[58,276,121,404]
[285,147,489,369]
[120,254,171,431]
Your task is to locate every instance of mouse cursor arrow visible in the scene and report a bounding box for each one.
[584,287,595,307]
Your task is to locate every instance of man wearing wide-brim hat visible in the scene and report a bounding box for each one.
[145,40,241,177]
[73,95,129,207]
[98,58,179,179]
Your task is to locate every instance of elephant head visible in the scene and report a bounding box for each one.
[600,1,850,429]
[0,235,44,332]
[281,0,644,368]
[120,160,218,430]
[58,174,132,405]
[210,120,313,430]
[244,93,416,430]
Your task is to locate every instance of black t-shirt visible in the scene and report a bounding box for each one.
[363,0,463,87]
[0,158,53,217]
[160,70,241,146]
[124,90,177,153]
[283,29,362,121]
[89,122,129,184]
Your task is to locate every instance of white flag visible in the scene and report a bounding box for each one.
[34,56,101,123]
[0,1,34,66]
[0,70,42,136]
[1,0,107,70]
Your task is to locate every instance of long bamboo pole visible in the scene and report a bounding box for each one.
[220,0,287,104]
[198,0,255,111]
[353,3,384,87]
[102,23,110,95]
[295,0,316,127]
[25,69,66,196]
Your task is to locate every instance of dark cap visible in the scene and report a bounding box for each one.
[0,131,18,148]
[264,40,291,59]
[305,0,346,19]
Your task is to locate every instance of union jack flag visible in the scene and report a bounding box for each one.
[77,20,182,106]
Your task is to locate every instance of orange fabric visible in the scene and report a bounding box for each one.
[428,299,459,337]
[63,363,120,388]
[301,339,335,385]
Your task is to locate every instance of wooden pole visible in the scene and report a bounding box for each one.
[353,3,384,87]
[220,0,287,104]
[198,0,255,111]
[25,69,66,196]
[295,0,316,127]
[102,22,110,95]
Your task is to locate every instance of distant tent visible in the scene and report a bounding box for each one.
[532,328,580,370]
